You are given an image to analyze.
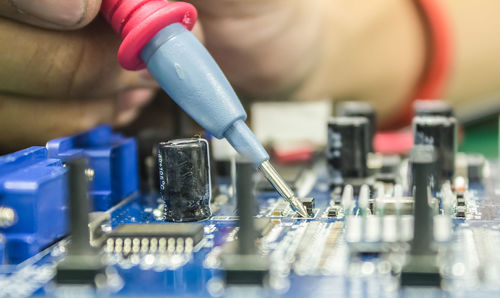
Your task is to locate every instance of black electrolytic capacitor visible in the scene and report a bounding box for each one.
[327,117,370,187]
[413,99,454,118]
[336,101,376,152]
[158,138,212,222]
[413,116,457,182]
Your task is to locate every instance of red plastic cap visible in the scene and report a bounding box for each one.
[374,130,413,154]
[101,0,197,70]
[382,0,452,129]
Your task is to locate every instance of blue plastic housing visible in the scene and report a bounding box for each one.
[0,147,68,263]
[46,125,139,211]
[141,23,269,166]
[0,234,5,264]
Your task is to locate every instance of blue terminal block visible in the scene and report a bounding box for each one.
[0,147,68,263]
[46,125,139,211]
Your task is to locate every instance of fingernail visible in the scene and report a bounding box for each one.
[12,0,86,26]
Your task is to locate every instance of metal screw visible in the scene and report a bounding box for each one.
[85,168,95,181]
[0,207,16,228]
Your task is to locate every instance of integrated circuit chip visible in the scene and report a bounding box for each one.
[105,223,204,255]
[299,197,315,217]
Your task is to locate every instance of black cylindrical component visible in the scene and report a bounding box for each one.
[235,161,257,255]
[409,145,436,255]
[413,99,454,117]
[336,101,376,152]
[158,138,212,222]
[66,157,93,255]
[207,138,220,198]
[413,116,457,181]
[136,128,174,194]
[327,117,370,187]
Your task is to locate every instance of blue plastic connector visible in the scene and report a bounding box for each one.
[223,120,269,166]
[141,23,269,167]
[0,234,5,264]
[0,126,140,263]
[0,147,68,263]
[46,125,139,211]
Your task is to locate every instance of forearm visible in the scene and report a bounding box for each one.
[441,0,500,119]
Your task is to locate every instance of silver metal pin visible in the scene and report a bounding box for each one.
[258,160,309,218]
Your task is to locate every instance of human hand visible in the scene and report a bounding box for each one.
[0,0,157,151]
[0,0,427,154]
[187,0,426,126]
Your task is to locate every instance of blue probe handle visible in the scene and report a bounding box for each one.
[140,23,269,166]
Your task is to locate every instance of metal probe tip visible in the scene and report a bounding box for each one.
[258,160,309,218]
[289,195,309,218]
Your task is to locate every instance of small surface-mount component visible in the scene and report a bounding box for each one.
[466,154,485,183]
[105,223,204,254]
[158,138,212,222]
[456,196,466,207]
[413,116,457,183]
[327,117,370,190]
[56,158,105,285]
[336,101,376,152]
[327,206,340,218]
[456,206,466,218]
[299,197,315,217]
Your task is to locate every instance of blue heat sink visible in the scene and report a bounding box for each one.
[0,147,68,263]
[46,125,139,211]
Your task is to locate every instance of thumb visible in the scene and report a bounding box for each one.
[0,0,102,30]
